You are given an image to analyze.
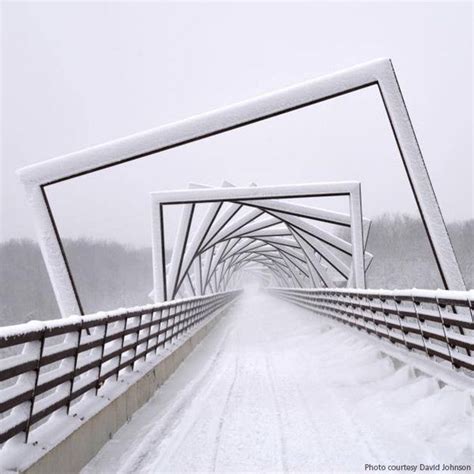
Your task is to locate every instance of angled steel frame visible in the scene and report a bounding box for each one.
[151,181,367,301]
[161,185,376,298]
[17,58,465,316]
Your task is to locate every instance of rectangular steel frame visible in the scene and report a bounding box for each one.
[151,181,366,301]
[17,58,466,317]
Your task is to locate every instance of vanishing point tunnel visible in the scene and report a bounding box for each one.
[0,59,472,473]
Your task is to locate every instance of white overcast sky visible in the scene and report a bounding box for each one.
[1,1,472,248]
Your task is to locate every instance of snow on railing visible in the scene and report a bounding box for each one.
[268,288,474,374]
[0,291,240,447]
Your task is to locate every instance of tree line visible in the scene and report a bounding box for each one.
[0,215,472,326]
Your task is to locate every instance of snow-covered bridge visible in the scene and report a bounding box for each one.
[1,58,472,473]
[83,292,472,473]
[1,287,472,473]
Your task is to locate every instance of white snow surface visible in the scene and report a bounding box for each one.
[83,291,473,473]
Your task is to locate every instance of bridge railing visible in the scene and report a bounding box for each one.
[268,287,474,374]
[0,290,240,446]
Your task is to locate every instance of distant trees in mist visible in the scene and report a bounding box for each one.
[366,215,473,290]
[0,239,155,325]
[0,215,472,326]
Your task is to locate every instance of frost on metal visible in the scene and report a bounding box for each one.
[16,58,465,317]
[150,181,372,302]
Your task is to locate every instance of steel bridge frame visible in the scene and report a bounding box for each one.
[151,181,369,301]
[17,58,466,317]
[160,197,373,299]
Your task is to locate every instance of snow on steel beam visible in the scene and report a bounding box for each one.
[278,252,307,288]
[249,235,300,249]
[233,198,374,269]
[261,209,366,286]
[290,229,335,288]
[206,216,282,250]
[153,182,368,261]
[199,203,244,250]
[222,240,272,261]
[265,209,353,256]
[151,181,359,204]
[241,199,373,254]
[277,250,311,280]
[167,202,195,299]
[237,199,353,226]
[348,183,366,288]
[202,241,230,293]
[152,181,370,298]
[173,181,236,294]
[265,206,371,281]
[292,227,351,280]
[203,208,266,250]
[242,228,293,239]
[204,240,233,290]
[213,240,304,278]
[17,58,465,316]
[220,237,251,261]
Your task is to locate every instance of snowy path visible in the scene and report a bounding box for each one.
[83,292,472,473]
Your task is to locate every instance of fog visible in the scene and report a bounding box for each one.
[1,2,472,248]
[1,2,472,321]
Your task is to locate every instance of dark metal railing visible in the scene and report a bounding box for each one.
[0,291,240,446]
[268,287,474,373]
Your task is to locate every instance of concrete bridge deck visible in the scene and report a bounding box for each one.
[83,292,472,473]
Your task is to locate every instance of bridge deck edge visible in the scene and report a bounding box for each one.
[8,306,229,474]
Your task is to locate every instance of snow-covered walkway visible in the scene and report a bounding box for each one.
[83,291,472,473]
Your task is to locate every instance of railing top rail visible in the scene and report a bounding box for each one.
[0,291,239,348]
[268,287,474,376]
[0,290,241,448]
[268,287,474,308]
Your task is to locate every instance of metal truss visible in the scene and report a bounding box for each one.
[151,181,372,301]
[17,58,466,316]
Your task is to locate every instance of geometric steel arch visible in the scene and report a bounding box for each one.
[17,58,465,317]
[159,205,373,299]
[151,181,369,301]
[151,181,374,301]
